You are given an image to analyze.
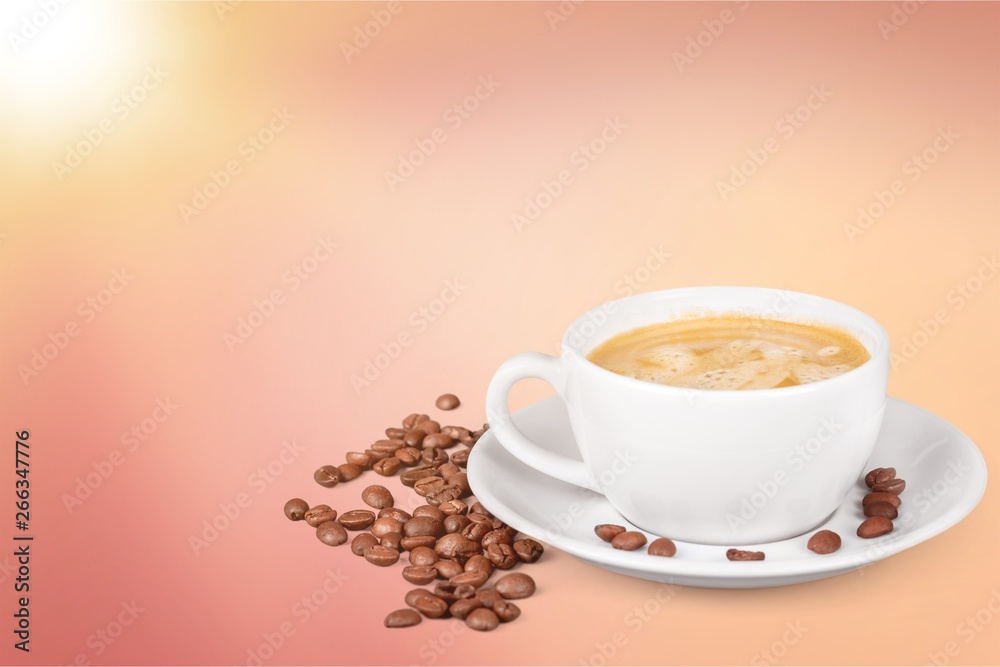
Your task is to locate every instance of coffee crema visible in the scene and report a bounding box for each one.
[586,315,870,390]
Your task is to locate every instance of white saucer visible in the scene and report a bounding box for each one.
[468,396,987,588]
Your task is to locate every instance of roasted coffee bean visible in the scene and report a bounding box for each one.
[465,607,500,632]
[865,467,896,487]
[442,425,471,441]
[450,569,490,588]
[316,521,348,546]
[481,529,513,549]
[403,516,444,538]
[434,559,464,579]
[476,589,503,609]
[414,476,446,497]
[410,546,439,566]
[513,538,544,563]
[402,413,422,429]
[378,507,412,523]
[857,516,894,538]
[417,420,442,435]
[807,530,841,554]
[446,472,471,496]
[423,433,455,450]
[611,531,647,551]
[396,446,422,465]
[726,549,765,561]
[871,478,906,495]
[494,573,535,599]
[445,514,471,534]
[313,465,341,488]
[404,589,448,618]
[490,518,510,531]
[449,597,482,620]
[412,505,446,521]
[450,449,471,467]
[493,599,521,622]
[438,499,468,516]
[364,544,400,567]
[464,554,494,576]
[421,447,449,466]
[366,448,390,461]
[428,485,465,507]
[466,512,491,525]
[864,501,899,519]
[386,427,408,439]
[595,524,626,542]
[401,466,437,487]
[345,451,372,468]
[373,457,401,476]
[384,608,422,628]
[435,582,476,602]
[381,532,402,550]
[284,498,309,521]
[401,535,438,551]
[437,462,461,478]
[401,565,438,585]
[351,533,379,556]
[862,492,902,508]
[436,534,479,560]
[404,429,426,448]
[304,505,337,527]
[462,521,491,542]
[372,438,404,453]
[371,517,403,539]
[486,543,518,569]
[337,463,363,481]
[362,485,394,509]
[648,537,677,557]
[338,509,376,530]
[436,393,461,410]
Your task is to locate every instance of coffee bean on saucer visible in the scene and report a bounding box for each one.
[417,420,442,435]
[434,560,464,579]
[386,427,408,439]
[871,478,906,495]
[450,449,471,467]
[405,589,448,618]
[304,504,337,527]
[611,531,647,551]
[864,467,896,488]
[442,425,471,441]
[346,451,372,468]
[465,607,499,631]
[595,524,626,542]
[862,492,902,508]
[402,565,438,585]
[421,448,449,467]
[362,485,394,509]
[381,532,402,550]
[339,509,376,530]
[807,530,841,554]
[513,538,544,563]
[373,457,401,476]
[404,430,426,448]
[857,516,893,538]
[384,608,422,628]
[863,501,899,520]
[413,505,446,521]
[337,463,363,481]
[371,517,403,539]
[316,521,348,546]
[494,573,535,599]
[404,516,445,539]
[493,599,521,623]
[424,433,455,450]
[313,465,341,488]
[363,544,400,567]
[486,543,517,569]
[450,597,482,620]
[351,533,379,556]
[726,549,765,561]
[648,537,677,557]
[379,507,412,523]
[283,498,308,521]
[396,446,422,465]
[401,535,438,551]
[437,463,462,479]
[436,393,461,410]
[476,588,503,609]
[402,413,423,429]
[444,515,470,534]
[401,466,437,487]
[371,439,404,453]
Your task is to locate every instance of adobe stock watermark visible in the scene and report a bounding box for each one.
[511,117,627,232]
[384,75,500,192]
[17,268,134,386]
[179,107,294,223]
[844,127,958,243]
[69,600,144,666]
[52,65,168,182]
[671,0,751,73]
[224,236,339,352]
[242,568,350,665]
[189,439,305,556]
[925,588,1000,666]
[340,2,402,63]
[890,254,997,371]
[349,277,467,394]
[7,0,71,54]
[215,0,242,21]
[878,0,926,41]
[62,398,179,514]
[545,0,585,31]
[580,583,681,666]
[716,85,832,201]
[750,620,809,666]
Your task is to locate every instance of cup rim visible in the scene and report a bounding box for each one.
[560,286,890,397]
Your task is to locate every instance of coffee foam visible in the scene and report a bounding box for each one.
[586,315,870,390]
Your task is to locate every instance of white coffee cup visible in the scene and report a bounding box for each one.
[485,287,890,545]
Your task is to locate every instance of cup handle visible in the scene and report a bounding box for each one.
[486,352,595,490]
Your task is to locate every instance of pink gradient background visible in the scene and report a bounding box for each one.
[1,2,997,665]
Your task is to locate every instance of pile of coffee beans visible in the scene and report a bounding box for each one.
[858,466,905,538]
[284,394,541,630]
